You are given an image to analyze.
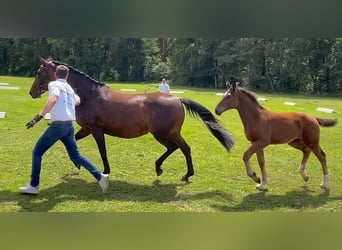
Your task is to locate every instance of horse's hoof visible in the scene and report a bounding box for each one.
[256,184,268,192]
[252,172,261,183]
[181,176,189,182]
[256,184,263,190]
[156,169,163,176]
[303,176,309,182]
[320,184,328,190]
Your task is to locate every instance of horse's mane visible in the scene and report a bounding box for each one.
[238,87,265,110]
[51,60,106,87]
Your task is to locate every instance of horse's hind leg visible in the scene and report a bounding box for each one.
[91,128,111,175]
[174,136,193,182]
[311,145,329,189]
[288,139,311,182]
[154,140,178,177]
[154,132,193,182]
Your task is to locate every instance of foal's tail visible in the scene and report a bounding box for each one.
[180,98,234,152]
[316,118,338,127]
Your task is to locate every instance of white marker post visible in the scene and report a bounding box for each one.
[316,107,336,113]
[284,102,296,106]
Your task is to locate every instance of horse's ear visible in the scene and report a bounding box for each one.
[39,57,48,65]
[226,79,237,91]
[227,77,238,91]
[231,82,237,91]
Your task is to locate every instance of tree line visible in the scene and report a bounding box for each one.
[0,38,341,95]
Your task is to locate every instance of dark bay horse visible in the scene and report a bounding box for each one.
[29,57,234,182]
[215,80,337,190]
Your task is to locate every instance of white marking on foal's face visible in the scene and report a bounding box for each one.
[224,91,231,97]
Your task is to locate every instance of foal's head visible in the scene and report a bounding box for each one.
[30,57,57,98]
[215,80,240,115]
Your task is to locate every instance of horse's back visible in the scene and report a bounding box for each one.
[261,110,320,144]
[79,90,185,138]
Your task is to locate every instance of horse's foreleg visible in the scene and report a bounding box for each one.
[243,141,268,187]
[256,149,268,190]
[92,129,110,175]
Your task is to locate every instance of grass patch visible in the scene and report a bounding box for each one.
[1,76,342,212]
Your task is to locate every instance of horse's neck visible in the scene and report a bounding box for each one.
[236,96,263,130]
[68,70,100,98]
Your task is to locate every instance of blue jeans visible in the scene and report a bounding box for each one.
[31,123,102,187]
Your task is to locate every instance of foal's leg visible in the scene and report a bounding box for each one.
[256,149,268,190]
[243,141,268,186]
[288,139,311,182]
[311,145,329,189]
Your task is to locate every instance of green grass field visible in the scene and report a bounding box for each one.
[1,75,341,212]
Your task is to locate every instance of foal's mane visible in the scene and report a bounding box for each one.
[238,87,265,110]
[51,60,106,87]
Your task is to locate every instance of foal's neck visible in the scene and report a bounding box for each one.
[236,93,263,129]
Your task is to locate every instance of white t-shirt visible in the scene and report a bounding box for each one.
[159,83,170,93]
[48,79,78,121]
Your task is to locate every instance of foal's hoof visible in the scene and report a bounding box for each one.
[252,172,261,183]
[320,184,328,190]
[256,184,268,192]
[303,175,309,182]
[253,177,261,184]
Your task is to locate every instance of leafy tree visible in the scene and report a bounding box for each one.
[0,38,341,95]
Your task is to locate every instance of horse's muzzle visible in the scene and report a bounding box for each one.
[29,91,41,99]
[215,109,222,116]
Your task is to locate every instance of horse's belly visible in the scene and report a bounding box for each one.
[105,125,149,138]
[270,128,299,144]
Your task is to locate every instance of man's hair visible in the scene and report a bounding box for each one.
[56,65,69,79]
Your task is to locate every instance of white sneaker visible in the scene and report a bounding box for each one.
[98,174,109,193]
[19,184,39,194]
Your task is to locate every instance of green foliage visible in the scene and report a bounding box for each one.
[1,75,342,212]
[0,38,342,94]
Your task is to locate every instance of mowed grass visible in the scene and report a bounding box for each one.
[1,75,342,212]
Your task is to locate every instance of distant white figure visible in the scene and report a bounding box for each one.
[159,78,170,93]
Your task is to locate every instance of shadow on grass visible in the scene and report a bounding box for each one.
[0,176,231,212]
[212,186,342,212]
[1,178,341,212]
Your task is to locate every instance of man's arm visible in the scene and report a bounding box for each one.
[38,95,58,117]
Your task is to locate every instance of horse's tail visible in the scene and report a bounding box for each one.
[316,117,338,127]
[180,98,234,152]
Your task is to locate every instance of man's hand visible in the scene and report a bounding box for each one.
[26,114,43,129]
